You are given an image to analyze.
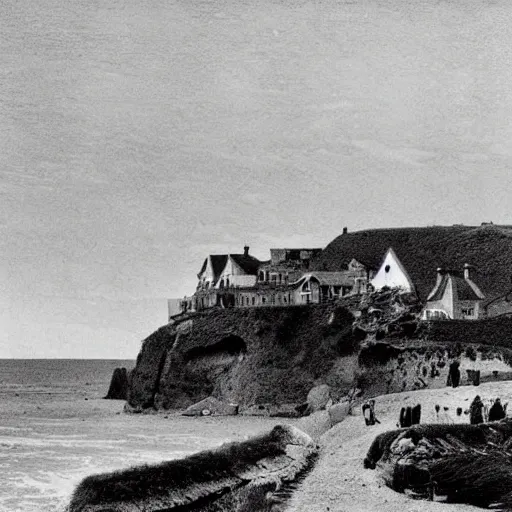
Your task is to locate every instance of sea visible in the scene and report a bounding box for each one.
[0,359,286,512]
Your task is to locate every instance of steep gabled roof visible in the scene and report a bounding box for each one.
[198,255,228,282]
[428,272,484,302]
[312,225,512,303]
[230,254,261,275]
[197,258,208,279]
[210,255,229,279]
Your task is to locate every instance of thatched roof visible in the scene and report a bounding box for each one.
[312,225,512,302]
[230,254,261,275]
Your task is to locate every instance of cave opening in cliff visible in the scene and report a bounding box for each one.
[183,335,247,362]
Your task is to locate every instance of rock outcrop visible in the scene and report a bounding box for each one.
[104,367,130,400]
[127,304,359,412]
[67,424,318,512]
[127,290,512,413]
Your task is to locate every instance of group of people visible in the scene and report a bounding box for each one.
[469,395,507,424]
[360,395,508,428]
[398,404,421,428]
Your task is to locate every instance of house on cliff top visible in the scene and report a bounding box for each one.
[194,246,262,310]
[370,247,415,294]
[422,264,485,320]
[313,224,512,316]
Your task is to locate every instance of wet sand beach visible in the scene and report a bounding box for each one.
[0,360,292,512]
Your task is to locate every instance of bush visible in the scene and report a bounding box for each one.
[465,346,478,361]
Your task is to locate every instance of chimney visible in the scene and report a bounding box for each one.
[244,245,249,257]
[343,227,348,235]
[464,263,474,281]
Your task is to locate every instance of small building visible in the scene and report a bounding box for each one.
[193,246,262,311]
[370,247,415,294]
[291,272,357,304]
[257,247,323,285]
[422,264,485,320]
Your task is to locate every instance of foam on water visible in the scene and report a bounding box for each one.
[0,359,292,511]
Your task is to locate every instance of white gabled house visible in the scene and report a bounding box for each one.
[370,247,415,293]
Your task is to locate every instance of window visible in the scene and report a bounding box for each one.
[385,265,391,273]
[271,294,276,305]
[462,308,474,317]
[259,271,265,282]
[262,297,266,304]
[252,296,255,305]
[284,297,287,304]
[226,278,230,288]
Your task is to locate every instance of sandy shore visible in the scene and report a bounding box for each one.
[287,381,512,512]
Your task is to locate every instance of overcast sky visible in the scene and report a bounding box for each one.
[2,0,512,358]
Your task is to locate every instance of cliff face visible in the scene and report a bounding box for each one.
[127,295,512,412]
[128,305,360,411]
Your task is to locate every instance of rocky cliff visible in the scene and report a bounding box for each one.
[127,304,361,411]
[127,292,512,412]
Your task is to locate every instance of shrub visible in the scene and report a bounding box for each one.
[465,346,477,361]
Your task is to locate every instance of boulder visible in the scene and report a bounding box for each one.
[104,367,129,400]
[328,401,351,426]
[306,384,331,412]
[182,396,238,417]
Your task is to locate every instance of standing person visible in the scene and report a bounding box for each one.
[362,401,371,426]
[447,361,461,388]
[411,404,421,425]
[434,404,441,423]
[399,407,406,427]
[489,398,506,422]
[404,406,412,427]
[470,395,484,425]
[369,399,380,425]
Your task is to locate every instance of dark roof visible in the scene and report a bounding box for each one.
[210,255,229,281]
[197,255,229,281]
[428,272,483,302]
[198,253,261,281]
[230,254,261,275]
[311,225,512,303]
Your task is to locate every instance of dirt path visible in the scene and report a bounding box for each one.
[287,381,512,512]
